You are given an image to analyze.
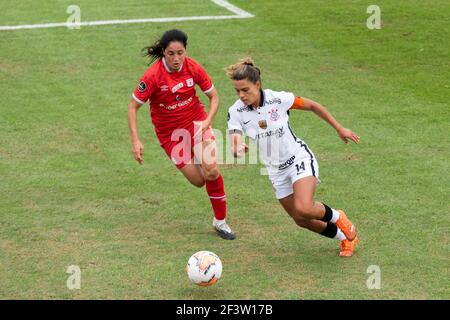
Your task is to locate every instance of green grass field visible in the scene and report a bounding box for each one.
[0,0,449,299]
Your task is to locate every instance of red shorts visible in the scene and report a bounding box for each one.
[160,122,216,169]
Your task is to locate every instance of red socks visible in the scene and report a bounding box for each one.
[205,175,227,220]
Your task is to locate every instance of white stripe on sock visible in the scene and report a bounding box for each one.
[331,208,340,223]
[334,228,346,241]
[209,195,226,200]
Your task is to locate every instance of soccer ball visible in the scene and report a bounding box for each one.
[186,251,222,286]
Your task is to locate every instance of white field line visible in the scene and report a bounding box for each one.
[0,0,254,31]
[212,0,253,17]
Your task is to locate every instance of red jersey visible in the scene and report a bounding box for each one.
[132,57,214,143]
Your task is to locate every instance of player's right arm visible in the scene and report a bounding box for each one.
[230,132,248,158]
[129,75,153,164]
[128,98,144,164]
[227,108,247,158]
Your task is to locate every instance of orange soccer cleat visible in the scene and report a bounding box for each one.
[336,210,357,241]
[339,236,359,257]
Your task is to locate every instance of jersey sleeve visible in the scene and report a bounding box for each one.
[132,75,153,104]
[227,107,243,135]
[277,91,295,112]
[192,61,214,94]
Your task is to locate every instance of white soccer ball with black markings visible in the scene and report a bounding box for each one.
[186,251,222,286]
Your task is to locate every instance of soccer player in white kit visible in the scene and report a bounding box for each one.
[226,58,360,257]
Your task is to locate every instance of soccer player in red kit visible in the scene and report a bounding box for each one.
[128,29,235,240]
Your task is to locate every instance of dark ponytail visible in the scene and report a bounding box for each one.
[142,29,188,64]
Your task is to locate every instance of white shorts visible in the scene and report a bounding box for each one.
[269,156,320,200]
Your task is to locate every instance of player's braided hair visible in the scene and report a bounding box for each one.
[143,29,188,64]
[225,57,261,84]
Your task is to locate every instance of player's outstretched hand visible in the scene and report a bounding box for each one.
[337,127,360,144]
[132,140,144,164]
[237,143,249,157]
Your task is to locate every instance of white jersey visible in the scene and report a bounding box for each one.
[227,89,316,175]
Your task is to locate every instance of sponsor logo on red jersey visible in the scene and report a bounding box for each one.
[172,82,184,93]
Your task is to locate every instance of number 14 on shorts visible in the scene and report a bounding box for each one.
[296,161,305,175]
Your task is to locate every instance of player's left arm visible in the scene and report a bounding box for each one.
[203,88,219,131]
[193,60,219,132]
[292,97,360,144]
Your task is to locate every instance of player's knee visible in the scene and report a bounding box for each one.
[294,201,315,219]
[204,166,219,181]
